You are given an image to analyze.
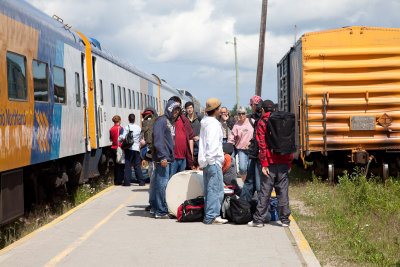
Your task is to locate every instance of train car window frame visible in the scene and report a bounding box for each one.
[111,83,115,107]
[99,79,104,105]
[75,72,81,107]
[53,65,67,105]
[123,87,126,108]
[118,86,122,108]
[32,59,49,102]
[128,89,131,109]
[7,51,28,101]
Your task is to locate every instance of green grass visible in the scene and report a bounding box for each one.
[0,175,112,249]
[290,166,400,266]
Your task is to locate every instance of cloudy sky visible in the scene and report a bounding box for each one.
[28,0,400,110]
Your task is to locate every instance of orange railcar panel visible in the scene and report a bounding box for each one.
[301,26,400,155]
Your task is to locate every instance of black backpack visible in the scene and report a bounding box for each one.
[121,127,135,150]
[248,119,259,159]
[263,111,296,155]
[230,198,252,224]
[177,197,205,222]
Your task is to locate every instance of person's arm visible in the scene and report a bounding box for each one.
[227,125,236,144]
[153,118,168,162]
[118,126,127,142]
[256,119,269,175]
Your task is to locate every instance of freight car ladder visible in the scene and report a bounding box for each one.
[305,93,328,156]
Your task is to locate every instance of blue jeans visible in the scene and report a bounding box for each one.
[203,164,224,224]
[154,163,172,216]
[237,150,249,175]
[240,158,261,203]
[171,158,187,176]
[124,150,144,186]
[148,162,155,210]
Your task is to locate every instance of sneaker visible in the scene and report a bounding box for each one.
[145,205,151,211]
[155,214,169,219]
[281,223,290,227]
[211,216,228,224]
[248,221,264,228]
[149,210,155,215]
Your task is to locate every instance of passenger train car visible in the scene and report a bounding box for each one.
[277,26,400,181]
[0,0,198,224]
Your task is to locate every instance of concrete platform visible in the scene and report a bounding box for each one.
[0,185,306,267]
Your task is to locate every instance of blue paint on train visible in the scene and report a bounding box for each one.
[55,40,64,67]
[50,105,62,160]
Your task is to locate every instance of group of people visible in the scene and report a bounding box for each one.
[110,94,293,227]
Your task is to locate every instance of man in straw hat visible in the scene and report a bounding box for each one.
[198,98,228,224]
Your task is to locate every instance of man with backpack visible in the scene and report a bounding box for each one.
[152,100,181,219]
[119,114,144,186]
[141,107,158,213]
[248,100,294,228]
[240,96,263,203]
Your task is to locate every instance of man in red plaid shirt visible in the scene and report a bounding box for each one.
[248,100,294,228]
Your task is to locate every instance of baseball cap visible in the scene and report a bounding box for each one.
[250,95,262,105]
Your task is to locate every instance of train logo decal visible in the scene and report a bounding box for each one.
[35,111,50,153]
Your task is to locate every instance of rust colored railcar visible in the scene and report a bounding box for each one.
[277,26,400,181]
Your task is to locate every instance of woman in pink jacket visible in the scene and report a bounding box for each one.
[228,106,254,182]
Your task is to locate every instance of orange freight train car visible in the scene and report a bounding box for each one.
[277,26,400,181]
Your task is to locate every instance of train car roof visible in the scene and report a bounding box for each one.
[2,0,179,96]
[1,0,84,50]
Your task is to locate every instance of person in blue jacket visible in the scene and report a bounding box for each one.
[152,99,181,219]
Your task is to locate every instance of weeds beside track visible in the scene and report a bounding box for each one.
[290,166,400,266]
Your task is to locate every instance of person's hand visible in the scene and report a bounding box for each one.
[161,160,168,167]
[262,166,269,176]
[245,142,251,149]
[288,168,291,173]
[193,136,199,142]
[190,166,196,170]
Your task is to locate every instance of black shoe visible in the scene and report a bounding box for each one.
[145,205,151,211]
[139,183,146,186]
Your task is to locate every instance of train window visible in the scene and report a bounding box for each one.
[123,87,126,108]
[136,92,139,110]
[53,66,66,104]
[144,95,147,108]
[32,59,49,102]
[140,93,143,110]
[75,72,81,107]
[99,79,104,105]
[128,89,131,109]
[111,83,115,107]
[118,86,122,107]
[7,51,27,101]
[132,90,135,109]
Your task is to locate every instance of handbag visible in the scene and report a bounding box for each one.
[116,126,124,164]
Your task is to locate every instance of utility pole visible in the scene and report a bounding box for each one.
[234,36,239,109]
[255,0,268,96]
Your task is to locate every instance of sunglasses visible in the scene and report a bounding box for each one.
[238,113,246,115]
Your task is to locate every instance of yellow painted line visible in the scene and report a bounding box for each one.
[0,185,115,256]
[45,191,140,267]
[288,214,321,266]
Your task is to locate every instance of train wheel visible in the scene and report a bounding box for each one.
[328,163,334,183]
[382,162,389,183]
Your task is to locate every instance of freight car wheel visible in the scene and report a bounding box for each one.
[328,163,334,183]
[382,163,389,183]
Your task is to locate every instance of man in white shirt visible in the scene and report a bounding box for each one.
[119,114,144,186]
[198,98,228,224]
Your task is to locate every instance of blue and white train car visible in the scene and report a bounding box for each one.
[0,0,193,224]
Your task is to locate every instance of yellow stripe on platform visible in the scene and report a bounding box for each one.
[0,185,115,256]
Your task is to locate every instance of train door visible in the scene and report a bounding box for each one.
[81,53,90,151]
[92,56,102,147]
